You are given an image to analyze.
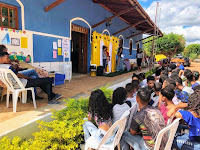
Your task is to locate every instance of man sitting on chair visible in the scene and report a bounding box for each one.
[0,44,43,99]
[0,52,62,105]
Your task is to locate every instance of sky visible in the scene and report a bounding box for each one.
[138,0,200,45]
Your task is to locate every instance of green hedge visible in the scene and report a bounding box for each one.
[0,86,113,150]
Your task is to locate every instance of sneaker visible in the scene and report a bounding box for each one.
[48,100,61,105]
[53,94,62,101]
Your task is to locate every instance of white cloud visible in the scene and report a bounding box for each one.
[186,40,200,46]
[145,0,200,45]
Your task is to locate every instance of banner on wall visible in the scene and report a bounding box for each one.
[62,39,70,59]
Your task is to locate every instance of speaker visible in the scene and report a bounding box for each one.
[97,66,104,76]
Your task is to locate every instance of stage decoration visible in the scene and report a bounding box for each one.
[0,27,26,34]
[91,31,119,73]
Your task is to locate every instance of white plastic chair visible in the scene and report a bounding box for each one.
[85,111,130,150]
[0,68,36,112]
[154,118,181,150]
[167,115,175,126]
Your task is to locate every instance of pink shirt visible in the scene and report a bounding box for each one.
[160,104,169,125]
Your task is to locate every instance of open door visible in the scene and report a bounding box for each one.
[71,25,88,74]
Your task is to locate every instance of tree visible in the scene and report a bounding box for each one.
[184,44,200,60]
[143,33,186,57]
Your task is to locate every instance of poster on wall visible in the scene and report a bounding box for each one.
[21,37,28,48]
[11,38,20,46]
[58,48,62,56]
[1,33,11,44]
[62,39,70,58]
[53,51,57,59]
[58,39,62,47]
[53,42,57,50]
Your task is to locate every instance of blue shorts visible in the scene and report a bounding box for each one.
[103,59,107,69]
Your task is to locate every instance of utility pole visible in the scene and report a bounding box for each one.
[150,2,159,70]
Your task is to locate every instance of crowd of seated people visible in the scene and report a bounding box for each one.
[84,59,200,150]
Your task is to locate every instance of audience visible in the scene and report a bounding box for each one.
[139,72,147,87]
[173,90,200,149]
[125,83,137,105]
[83,89,113,143]
[146,75,155,93]
[177,61,185,70]
[161,78,180,106]
[112,87,130,123]
[132,73,140,82]
[149,82,162,107]
[160,84,176,124]
[155,68,162,81]
[192,71,200,89]
[159,74,168,84]
[120,88,167,150]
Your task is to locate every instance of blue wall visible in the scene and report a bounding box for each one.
[33,35,70,62]
[0,0,143,72]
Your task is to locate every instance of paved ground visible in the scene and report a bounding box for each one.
[185,62,200,72]
[0,68,149,135]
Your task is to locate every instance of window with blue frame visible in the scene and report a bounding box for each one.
[0,3,18,29]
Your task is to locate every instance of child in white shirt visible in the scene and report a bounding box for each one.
[149,82,162,107]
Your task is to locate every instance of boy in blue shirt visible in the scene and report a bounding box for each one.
[172,90,200,149]
[177,62,185,70]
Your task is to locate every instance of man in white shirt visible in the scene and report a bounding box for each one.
[0,52,62,104]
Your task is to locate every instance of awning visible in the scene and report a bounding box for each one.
[93,0,162,38]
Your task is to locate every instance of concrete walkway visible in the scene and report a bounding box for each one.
[0,68,149,136]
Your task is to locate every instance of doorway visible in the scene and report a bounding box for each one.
[71,24,88,74]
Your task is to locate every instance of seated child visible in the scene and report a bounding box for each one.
[173,76,190,104]
[162,78,180,105]
[112,87,131,123]
[161,69,168,76]
[131,80,140,99]
[132,73,140,82]
[149,82,162,107]
[83,89,113,143]
[184,70,195,95]
[155,68,162,81]
[120,88,166,150]
[125,83,137,105]
[159,74,168,84]
[192,71,200,89]
[160,84,176,124]
[173,90,200,149]
[146,75,156,93]
[139,72,147,87]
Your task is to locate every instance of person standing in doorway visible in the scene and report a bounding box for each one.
[137,49,143,72]
[116,47,124,72]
